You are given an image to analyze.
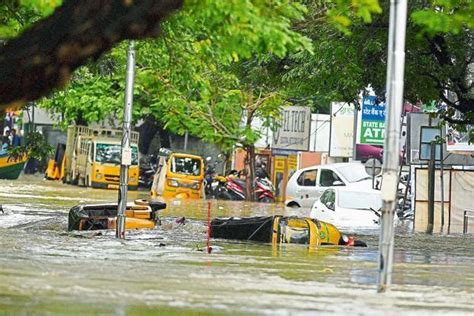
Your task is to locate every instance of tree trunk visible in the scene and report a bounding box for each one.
[75,110,88,126]
[0,0,183,110]
[223,148,233,175]
[244,144,256,201]
[136,115,160,154]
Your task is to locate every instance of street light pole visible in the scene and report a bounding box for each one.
[377,0,407,292]
[116,41,136,239]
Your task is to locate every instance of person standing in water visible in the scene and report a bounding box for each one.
[11,129,21,147]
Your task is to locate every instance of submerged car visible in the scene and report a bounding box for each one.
[309,187,382,230]
[285,162,373,209]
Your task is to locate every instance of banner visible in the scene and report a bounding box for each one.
[329,102,354,157]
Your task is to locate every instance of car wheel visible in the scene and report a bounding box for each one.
[286,202,300,208]
[220,191,233,200]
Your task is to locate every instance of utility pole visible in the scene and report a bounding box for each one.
[116,41,136,239]
[377,0,408,292]
[352,106,358,161]
[427,141,436,234]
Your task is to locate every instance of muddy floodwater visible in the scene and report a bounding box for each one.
[0,175,473,315]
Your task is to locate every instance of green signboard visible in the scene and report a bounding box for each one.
[360,120,385,144]
[358,96,386,145]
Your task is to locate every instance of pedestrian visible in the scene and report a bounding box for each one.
[11,128,21,147]
[1,130,11,151]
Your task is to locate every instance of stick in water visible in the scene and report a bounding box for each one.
[207,200,212,254]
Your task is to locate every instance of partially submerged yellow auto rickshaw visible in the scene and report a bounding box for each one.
[45,143,66,181]
[151,151,205,199]
[211,216,368,247]
[68,199,166,231]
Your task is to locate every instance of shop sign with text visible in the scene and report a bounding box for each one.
[358,96,386,145]
[272,106,311,151]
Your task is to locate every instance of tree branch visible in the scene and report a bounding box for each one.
[441,115,472,125]
[0,0,183,110]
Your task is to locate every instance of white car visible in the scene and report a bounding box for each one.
[285,162,373,209]
[309,187,382,230]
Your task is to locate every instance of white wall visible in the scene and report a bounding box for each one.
[309,113,330,152]
[253,113,330,153]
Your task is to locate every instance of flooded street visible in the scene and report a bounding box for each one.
[1,175,473,315]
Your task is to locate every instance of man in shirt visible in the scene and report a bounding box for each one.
[11,128,21,147]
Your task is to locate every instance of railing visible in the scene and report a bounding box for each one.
[463,209,474,234]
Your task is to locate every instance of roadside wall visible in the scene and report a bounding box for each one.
[414,168,474,234]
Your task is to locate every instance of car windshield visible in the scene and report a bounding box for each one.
[338,191,382,210]
[336,164,371,183]
[170,156,202,176]
[95,143,138,165]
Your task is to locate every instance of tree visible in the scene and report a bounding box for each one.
[137,0,311,199]
[0,0,386,199]
[37,1,313,188]
[281,0,473,139]
[0,0,183,110]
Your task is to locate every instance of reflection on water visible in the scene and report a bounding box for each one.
[0,175,473,315]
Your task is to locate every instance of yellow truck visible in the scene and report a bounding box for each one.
[63,126,139,190]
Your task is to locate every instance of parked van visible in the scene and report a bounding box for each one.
[284,162,372,209]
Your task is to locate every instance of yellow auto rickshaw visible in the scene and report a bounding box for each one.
[150,151,205,199]
[45,143,66,181]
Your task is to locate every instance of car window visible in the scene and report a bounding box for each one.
[336,164,371,183]
[338,191,382,210]
[324,190,335,210]
[296,169,318,186]
[328,190,336,204]
[319,169,343,187]
[320,190,329,204]
[170,156,202,176]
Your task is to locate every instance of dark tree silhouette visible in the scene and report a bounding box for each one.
[0,0,183,110]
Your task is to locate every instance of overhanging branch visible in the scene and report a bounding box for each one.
[0,0,183,110]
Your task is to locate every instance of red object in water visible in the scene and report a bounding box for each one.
[347,236,355,247]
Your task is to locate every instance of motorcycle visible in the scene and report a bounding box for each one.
[221,170,275,203]
[204,155,227,199]
[138,155,157,189]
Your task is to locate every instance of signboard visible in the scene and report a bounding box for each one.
[329,102,354,157]
[365,158,382,176]
[357,96,386,145]
[271,148,298,156]
[272,106,311,151]
[419,127,442,161]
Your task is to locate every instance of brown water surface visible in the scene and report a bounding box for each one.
[0,175,473,315]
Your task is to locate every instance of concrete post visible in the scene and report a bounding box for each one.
[116,41,136,239]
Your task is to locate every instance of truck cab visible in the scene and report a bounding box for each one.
[65,126,140,190]
[86,139,139,189]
